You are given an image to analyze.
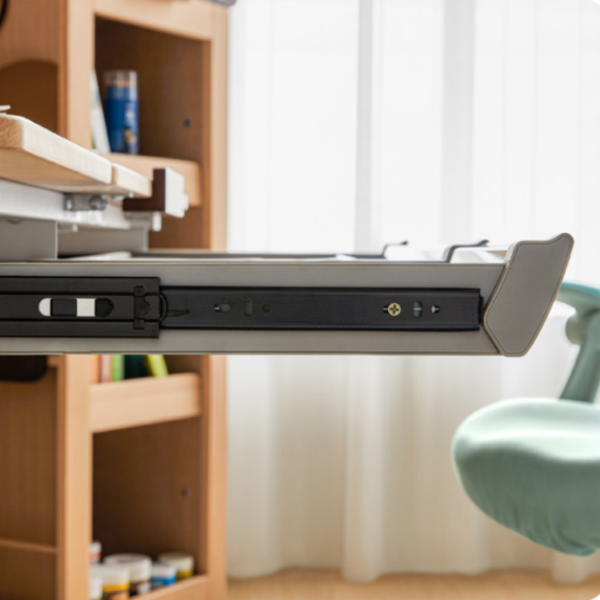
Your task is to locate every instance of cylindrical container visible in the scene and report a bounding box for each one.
[156,553,194,581]
[150,563,177,590]
[90,564,129,600]
[103,70,139,154]
[104,554,151,596]
[90,541,102,564]
[89,575,103,600]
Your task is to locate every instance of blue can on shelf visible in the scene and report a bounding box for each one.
[104,70,139,154]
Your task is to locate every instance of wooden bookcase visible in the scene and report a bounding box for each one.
[0,1,228,600]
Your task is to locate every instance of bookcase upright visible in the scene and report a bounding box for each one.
[0,1,228,599]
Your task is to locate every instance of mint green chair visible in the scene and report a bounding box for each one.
[453,283,600,555]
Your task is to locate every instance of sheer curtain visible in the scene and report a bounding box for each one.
[227,0,600,584]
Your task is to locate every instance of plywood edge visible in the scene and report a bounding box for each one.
[94,0,216,41]
[0,538,58,555]
[70,163,152,197]
[106,153,202,207]
[0,114,113,191]
[90,373,202,433]
[145,575,209,600]
[111,163,152,197]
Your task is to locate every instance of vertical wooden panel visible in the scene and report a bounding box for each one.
[0,61,59,132]
[149,7,228,251]
[56,355,92,600]
[0,0,61,69]
[60,0,94,146]
[0,372,57,545]
[93,419,201,560]
[202,7,228,251]
[0,548,56,600]
[199,355,228,600]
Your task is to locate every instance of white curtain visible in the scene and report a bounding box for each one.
[226,0,600,584]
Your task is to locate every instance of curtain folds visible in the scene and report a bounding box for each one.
[227,0,600,583]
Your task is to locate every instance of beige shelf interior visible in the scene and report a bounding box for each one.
[90,373,202,433]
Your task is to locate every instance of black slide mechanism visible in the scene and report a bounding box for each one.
[0,278,482,337]
[0,278,161,338]
[162,288,482,331]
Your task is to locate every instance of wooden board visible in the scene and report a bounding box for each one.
[0,114,112,191]
[72,162,152,198]
[0,114,154,197]
[94,0,217,41]
[90,373,202,433]
[0,371,57,546]
[0,548,56,600]
[0,0,61,70]
[140,575,208,600]
[0,60,59,133]
[106,154,202,206]
[56,355,93,600]
[93,418,203,563]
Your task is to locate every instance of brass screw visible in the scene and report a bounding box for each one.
[387,303,401,317]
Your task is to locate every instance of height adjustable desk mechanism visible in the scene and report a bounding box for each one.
[0,115,573,355]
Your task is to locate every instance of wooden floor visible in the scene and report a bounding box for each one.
[228,569,600,600]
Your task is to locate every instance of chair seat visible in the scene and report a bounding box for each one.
[452,398,600,555]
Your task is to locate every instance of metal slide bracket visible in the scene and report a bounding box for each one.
[0,234,574,356]
[0,278,162,338]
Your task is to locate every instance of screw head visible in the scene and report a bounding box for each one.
[387,303,401,317]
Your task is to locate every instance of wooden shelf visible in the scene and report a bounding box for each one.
[0,538,57,555]
[105,154,202,207]
[90,373,202,433]
[145,575,208,600]
[94,0,219,41]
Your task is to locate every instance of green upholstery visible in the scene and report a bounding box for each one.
[453,398,600,555]
[452,282,600,555]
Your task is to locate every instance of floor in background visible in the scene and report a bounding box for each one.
[228,569,600,600]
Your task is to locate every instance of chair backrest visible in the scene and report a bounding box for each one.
[558,282,600,403]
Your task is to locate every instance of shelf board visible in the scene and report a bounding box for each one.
[0,114,112,192]
[104,154,202,207]
[0,538,57,555]
[94,0,218,41]
[145,575,208,600]
[90,373,202,433]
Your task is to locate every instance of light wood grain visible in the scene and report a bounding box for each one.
[228,569,600,600]
[73,162,153,197]
[203,6,228,251]
[90,373,202,433]
[0,538,57,554]
[0,114,113,190]
[146,575,209,600]
[0,372,58,545]
[56,355,92,600]
[94,0,217,41]
[106,153,202,206]
[60,0,94,147]
[110,162,153,197]
[200,356,228,600]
